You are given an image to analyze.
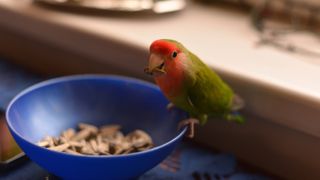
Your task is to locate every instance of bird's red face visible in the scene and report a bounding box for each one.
[144,39,181,77]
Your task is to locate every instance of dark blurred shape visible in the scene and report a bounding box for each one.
[0,111,23,162]
[0,61,42,110]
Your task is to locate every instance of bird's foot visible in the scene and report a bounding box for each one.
[166,103,175,111]
[178,118,199,138]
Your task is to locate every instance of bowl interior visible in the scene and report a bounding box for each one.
[7,75,187,147]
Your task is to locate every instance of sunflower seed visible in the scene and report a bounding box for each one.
[100,125,121,137]
[71,129,91,141]
[78,123,98,134]
[61,128,75,140]
[49,143,70,152]
[80,142,97,155]
[64,149,82,155]
[37,140,50,147]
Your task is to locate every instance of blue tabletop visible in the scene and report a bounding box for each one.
[1,142,268,180]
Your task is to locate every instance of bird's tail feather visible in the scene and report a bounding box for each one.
[225,111,245,124]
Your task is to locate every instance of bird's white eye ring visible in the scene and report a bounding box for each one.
[172,51,178,59]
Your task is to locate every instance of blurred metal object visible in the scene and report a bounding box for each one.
[251,0,320,58]
[35,0,186,13]
[249,0,320,31]
[197,0,320,58]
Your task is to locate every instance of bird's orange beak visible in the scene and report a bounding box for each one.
[144,53,166,76]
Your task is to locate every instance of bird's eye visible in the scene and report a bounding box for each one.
[171,51,178,59]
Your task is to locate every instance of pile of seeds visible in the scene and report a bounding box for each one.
[37,123,154,155]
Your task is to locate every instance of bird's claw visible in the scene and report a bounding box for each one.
[178,118,199,138]
[166,103,175,111]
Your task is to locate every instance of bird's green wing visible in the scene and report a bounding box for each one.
[169,40,245,124]
[185,51,235,122]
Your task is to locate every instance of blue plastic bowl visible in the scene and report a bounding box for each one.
[6,75,187,179]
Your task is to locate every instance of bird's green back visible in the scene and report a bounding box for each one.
[169,40,234,121]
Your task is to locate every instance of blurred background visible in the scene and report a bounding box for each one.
[1,0,320,179]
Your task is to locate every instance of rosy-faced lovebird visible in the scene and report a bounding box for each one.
[144,39,245,137]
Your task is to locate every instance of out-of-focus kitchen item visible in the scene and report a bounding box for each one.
[35,0,186,13]
[0,111,24,168]
[200,0,320,30]
[201,0,320,58]
[248,0,320,58]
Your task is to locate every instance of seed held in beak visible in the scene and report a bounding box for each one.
[144,53,166,76]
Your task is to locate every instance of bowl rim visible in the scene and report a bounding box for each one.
[6,74,187,159]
